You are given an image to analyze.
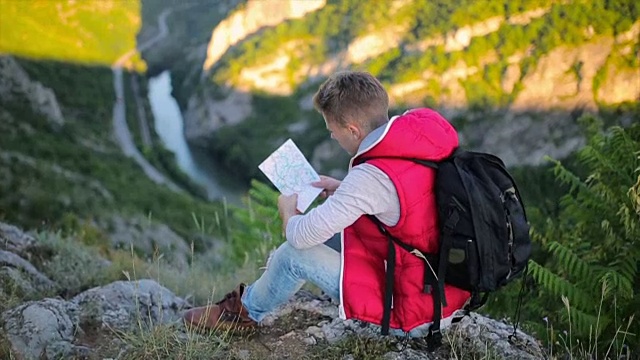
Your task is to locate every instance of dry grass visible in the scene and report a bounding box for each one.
[113,323,230,360]
[97,243,264,359]
[543,282,635,360]
[0,330,16,360]
[443,329,503,360]
[310,335,394,360]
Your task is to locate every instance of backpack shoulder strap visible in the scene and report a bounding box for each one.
[358,156,439,169]
[367,215,442,336]
[358,147,464,169]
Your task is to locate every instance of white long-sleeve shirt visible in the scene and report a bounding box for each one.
[285,163,400,249]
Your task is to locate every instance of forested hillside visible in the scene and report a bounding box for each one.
[166,0,638,183]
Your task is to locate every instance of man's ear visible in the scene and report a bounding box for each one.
[346,124,362,140]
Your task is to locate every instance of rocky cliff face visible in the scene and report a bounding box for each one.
[183,87,253,146]
[202,0,326,72]
[1,221,545,360]
[181,0,326,145]
[144,2,638,177]
[0,56,64,126]
[387,21,640,111]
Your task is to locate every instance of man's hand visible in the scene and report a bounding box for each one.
[312,175,342,199]
[278,193,299,235]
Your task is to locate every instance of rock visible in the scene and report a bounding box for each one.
[302,336,317,345]
[97,215,191,270]
[444,16,504,52]
[0,56,64,126]
[0,250,55,296]
[382,349,432,360]
[346,24,409,64]
[0,267,37,300]
[72,279,189,332]
[298,93,315,111]
[450,313,544,360]
[311,140,349,179]
[45,341,93,360]
[512,41,614,112]
[202,0,326,71]
[1,279,187,359]
[463,110,586,166]
[0,222,36,257]
[262,290,338,327]
[235,349,251,360]
[1,298,79,360]
[305,325,325,339]
[280,331,297,339]
[263,291,543,359]
[183,88,253,146]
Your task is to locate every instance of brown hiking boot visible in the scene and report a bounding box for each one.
[183,283,256,331]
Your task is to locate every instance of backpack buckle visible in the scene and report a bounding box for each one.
[426,328,442,351]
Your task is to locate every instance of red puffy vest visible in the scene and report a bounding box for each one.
[339,108,471,332]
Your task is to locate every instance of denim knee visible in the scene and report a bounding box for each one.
[265,242,298,271]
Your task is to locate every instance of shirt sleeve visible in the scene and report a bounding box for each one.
[285,163,400,250]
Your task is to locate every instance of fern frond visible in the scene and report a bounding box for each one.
[529,260,593,311]
[600,270,634,300]
[549,158,588,194]
[579,144,632,186]
[547,241,593,280]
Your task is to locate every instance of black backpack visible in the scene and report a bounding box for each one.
[365,148,532,348]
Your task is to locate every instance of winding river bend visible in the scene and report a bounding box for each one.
[148,71,245,205]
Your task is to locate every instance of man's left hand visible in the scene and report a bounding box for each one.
[278,194,299,234]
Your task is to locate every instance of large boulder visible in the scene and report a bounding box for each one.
[1,298,83,360]
[2,279,188,360]
[71,279,190,332]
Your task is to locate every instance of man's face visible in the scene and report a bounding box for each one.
[324,115,361,156]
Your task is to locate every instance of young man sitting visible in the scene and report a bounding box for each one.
[183,71,470,337]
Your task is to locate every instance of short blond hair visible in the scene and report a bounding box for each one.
[312,71,389,132]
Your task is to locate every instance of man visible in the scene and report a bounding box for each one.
[183,71,470,336]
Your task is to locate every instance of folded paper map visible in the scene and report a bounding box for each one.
[258,139,322,213]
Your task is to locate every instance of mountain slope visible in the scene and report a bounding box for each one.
[0,0,144,69]
[0,0,231,240]
[165,0,638,182]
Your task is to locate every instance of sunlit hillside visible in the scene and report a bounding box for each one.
[0,0,145,69]
[169,0,638,183]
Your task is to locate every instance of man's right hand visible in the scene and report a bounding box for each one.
[312,175,341,198]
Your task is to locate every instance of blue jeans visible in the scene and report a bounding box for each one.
[241,236,458,337]
[241,240,340,322]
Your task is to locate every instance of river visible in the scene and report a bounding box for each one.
[148,71,245,205]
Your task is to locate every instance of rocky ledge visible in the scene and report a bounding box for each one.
[1,222,544,359]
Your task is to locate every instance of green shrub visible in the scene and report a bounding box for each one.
[528,116,639,356]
